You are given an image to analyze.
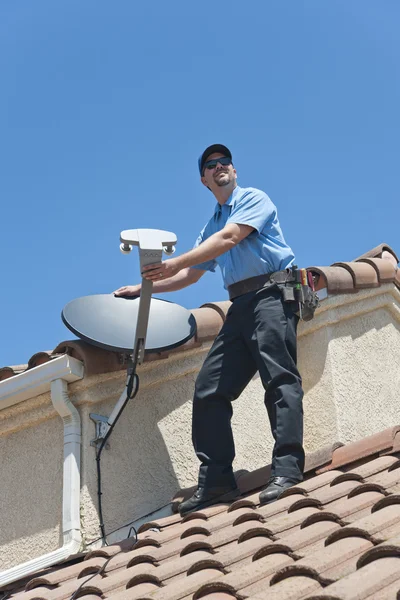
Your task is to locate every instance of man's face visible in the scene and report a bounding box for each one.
[201,152,237,190]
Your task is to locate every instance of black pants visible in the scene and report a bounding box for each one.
[192,283,304,488]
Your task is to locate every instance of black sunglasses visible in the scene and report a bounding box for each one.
[202,156,232,173]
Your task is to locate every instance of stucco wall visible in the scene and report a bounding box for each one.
[76,348,272,545]
[298,285,400,448]
[1,284,400,570]
[0,414,63,570]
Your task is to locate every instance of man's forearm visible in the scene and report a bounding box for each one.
[175,230,234,270]
[145,268,198,293]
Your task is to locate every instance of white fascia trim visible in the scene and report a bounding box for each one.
[0,355,84,411]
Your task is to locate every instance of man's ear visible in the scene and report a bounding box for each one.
[200,176,212,192]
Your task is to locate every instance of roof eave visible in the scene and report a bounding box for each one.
[0,355,84,411]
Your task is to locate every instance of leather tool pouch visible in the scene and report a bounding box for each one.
[277,268,319,322]
[300,285,319,321]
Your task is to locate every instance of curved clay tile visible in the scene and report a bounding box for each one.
[199,301,230,321]
[187,559,226,576]
[24,577,57,591]
[307,266,355,294]
[70,586,103,600]
[237,526,274,543]
[329,473,364,486]
[252,543,294,561]
[354,243,399,264]
[193,583,238,600]
[330,261,379,289]
[356,257,396,283]
[73,595,102,600]
[382,250,399,267]
[356,543,400,569]
[287,497,322,513]
[371,494,400,514]
[27,352,53,369]
[192,302,229,343]
[125,554,158,568]
[191,307,224,343]
[347,483,387,499]
[227,499,257,512]
[0,366,16,381]
[300,512,344,529]
[53,339,123,376]
[303,444,336,474]
[137,520,164,534]
[180,540,214,557]
[232,512,264,527]
[318,426,400,473]
[324,526,375,547]
[84,537,137,560]
[182,512,209,524]
[270,564,324,585]
[194,592,237,600]
[126,572,162,590]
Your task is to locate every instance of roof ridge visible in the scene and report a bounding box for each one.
[2,243,399,379]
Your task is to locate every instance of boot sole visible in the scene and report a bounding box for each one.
[179,488,241,516]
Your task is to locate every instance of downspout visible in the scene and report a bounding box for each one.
[0,379,82,586]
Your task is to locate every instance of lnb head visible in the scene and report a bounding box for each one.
[120,243,132,255]
[163,244,176,255]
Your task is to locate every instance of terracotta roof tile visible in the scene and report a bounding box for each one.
[316,426,400,473]
[354,243,399,264]
[330,261,379,289]
[324,505,400,548]
[0,366,17,381]
[257,506,321,535]
[341,455,399,479]
[298,533,373,576]
[7,433,400,600]
[197,593,237,600]
[365,465,400,491]
[307,265,356,294]
[306,480,361,505]
[279,520,342,553]
[11,587,55,600]
[307,556,400,599]
[288,471,344,494]
[326,490,386,523]
[27,352,54,369]
[211,551,295,592]
[356,257,397,284]
[25,558,107,589]
[248,573,323,599]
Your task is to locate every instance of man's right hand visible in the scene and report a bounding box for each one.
[113,284,141,297]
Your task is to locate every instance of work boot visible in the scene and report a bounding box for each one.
[259,476,301,505]
[179,485,240,516]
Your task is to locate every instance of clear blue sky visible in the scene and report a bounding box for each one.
[1,1,399,366]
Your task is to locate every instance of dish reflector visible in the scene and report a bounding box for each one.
[62,294,196,353]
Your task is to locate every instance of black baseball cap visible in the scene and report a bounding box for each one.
[198,144,232,175]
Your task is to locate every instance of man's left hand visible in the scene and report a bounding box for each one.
[141,258,181,281]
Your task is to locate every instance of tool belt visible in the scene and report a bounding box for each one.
[227,266,319,321]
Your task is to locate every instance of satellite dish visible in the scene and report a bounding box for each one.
[62,294,196,353]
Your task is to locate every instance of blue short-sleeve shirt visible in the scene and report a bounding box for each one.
[192,185,295,289]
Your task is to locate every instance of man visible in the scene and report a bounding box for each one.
[114,144,304,515]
